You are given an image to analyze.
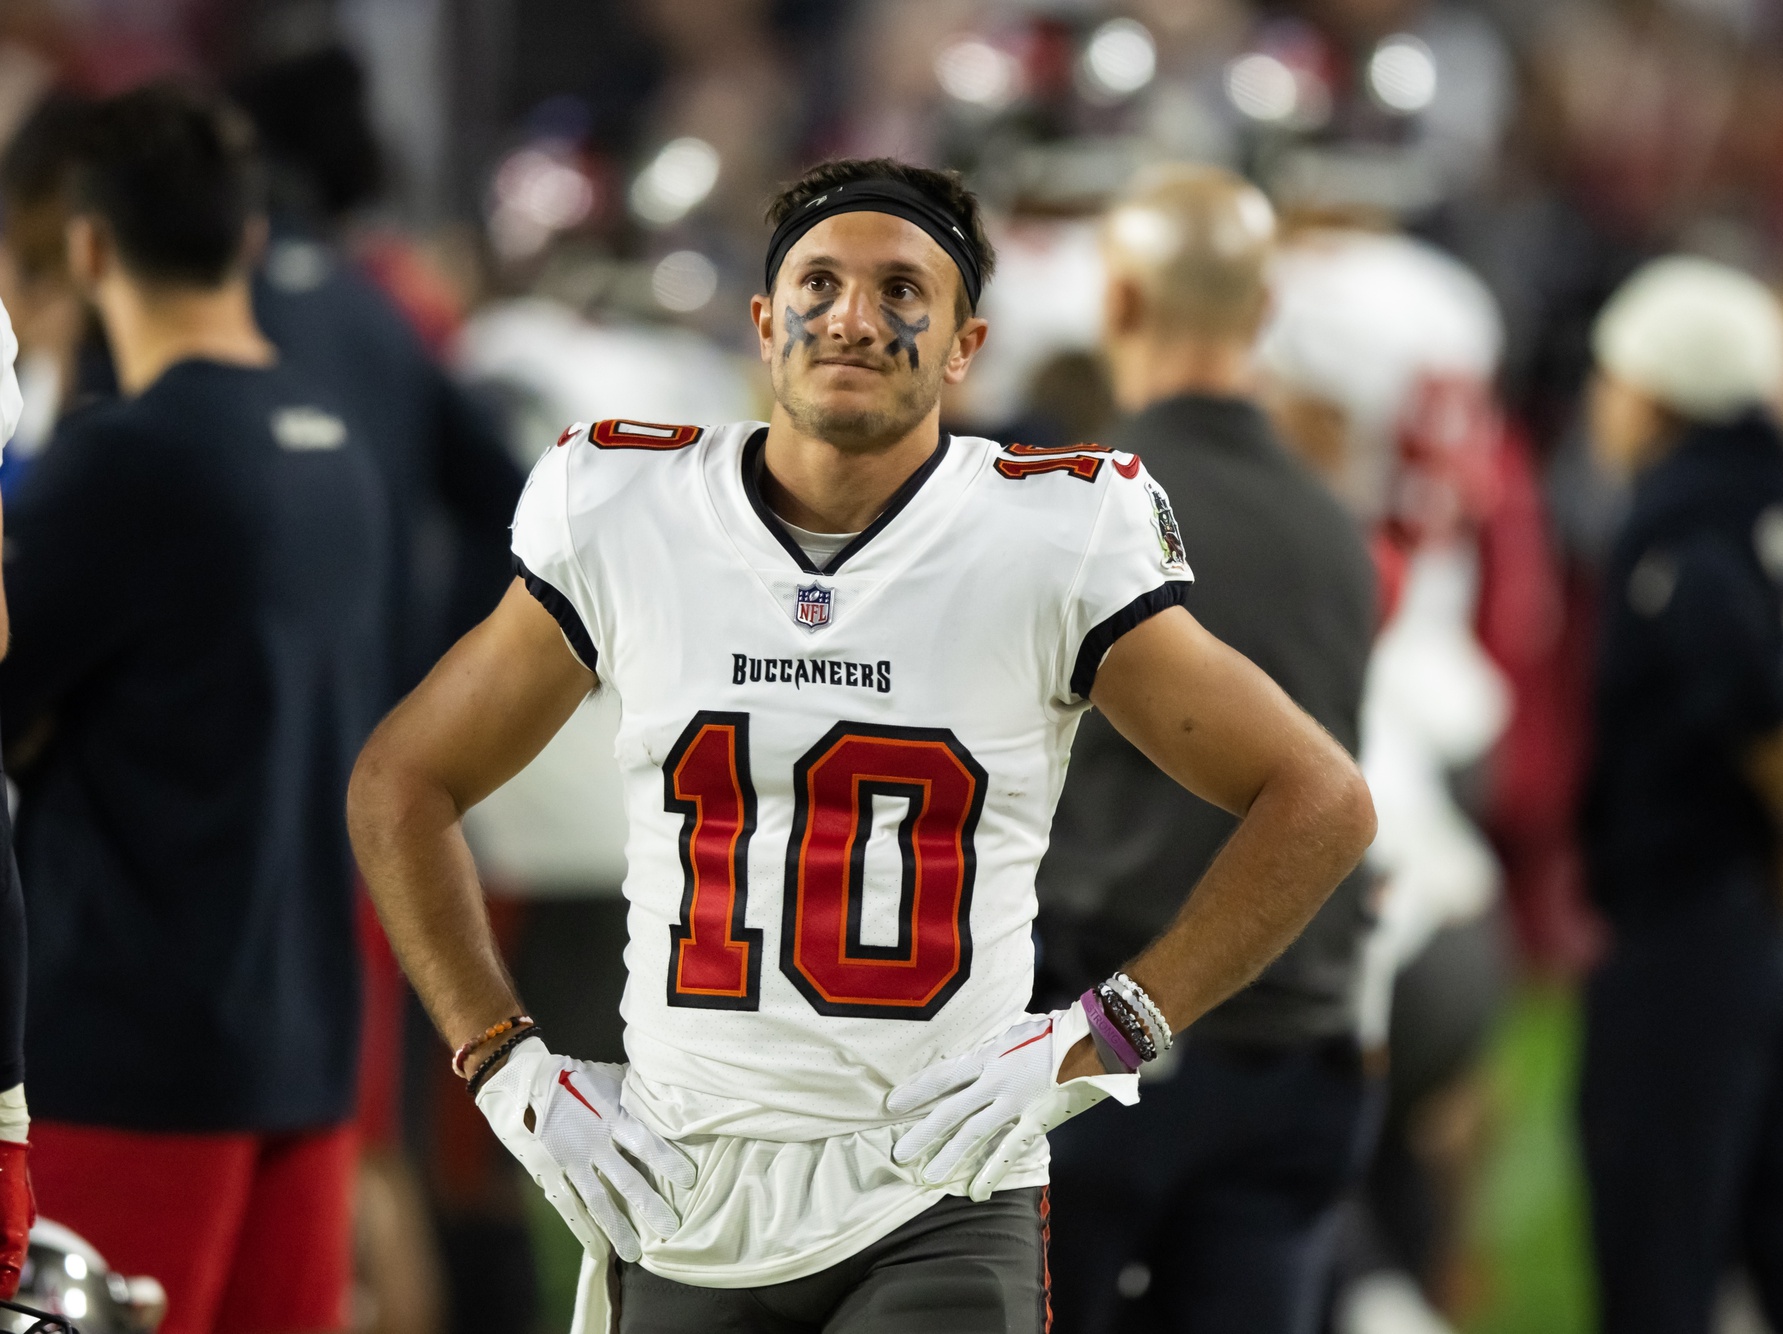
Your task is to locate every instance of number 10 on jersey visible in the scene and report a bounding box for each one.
[662,712,987,1020]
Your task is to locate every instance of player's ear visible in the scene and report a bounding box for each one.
[943,314,989,386]
[237,214,271,274]
[751,292,776,364]
[1104,272,1145,339]
[64,214,107,292]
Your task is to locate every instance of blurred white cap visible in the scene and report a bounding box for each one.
[0,297,19,449]
[1593,255,1783,422]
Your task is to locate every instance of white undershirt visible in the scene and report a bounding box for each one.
[779,519,861,568]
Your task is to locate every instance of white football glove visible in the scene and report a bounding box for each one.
[475,1036,695,1262]
[887,1000,1139,1201]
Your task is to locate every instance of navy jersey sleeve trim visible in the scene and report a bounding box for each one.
[514,557,598,674]
[1070,581,1192,702]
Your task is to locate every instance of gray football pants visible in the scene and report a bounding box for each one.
[618,1187,1051,1333]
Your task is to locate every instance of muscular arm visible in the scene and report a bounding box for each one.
[347,579,594,1052]
[1060,605,1376,1079]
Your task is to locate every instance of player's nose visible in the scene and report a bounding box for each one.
[827,283,880,347]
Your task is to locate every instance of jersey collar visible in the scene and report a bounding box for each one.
[739,427,953,577]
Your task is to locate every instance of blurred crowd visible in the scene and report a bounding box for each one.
[0,0,1781,1331]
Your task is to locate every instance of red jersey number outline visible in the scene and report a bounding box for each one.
[663,713,763,1009]
[661,713,986,1020]
[589,419,704,450]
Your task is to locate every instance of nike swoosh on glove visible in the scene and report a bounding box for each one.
[476,1036,695,1262]
[0,1140,33,1300]
[887,1000,1139,1202]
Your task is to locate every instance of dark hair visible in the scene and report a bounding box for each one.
[70,81,263,287]
[229,45,381,221]
[765,158,996,322]
[1,92,91,214]
[0,92,92,283]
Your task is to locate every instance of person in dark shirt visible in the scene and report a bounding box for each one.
[0,84,388,1333]
[1580,256,1783,1334]
[232,46,522,697]
[1035,166,1377,1334]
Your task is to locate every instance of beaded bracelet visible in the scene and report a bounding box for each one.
[1081,989,1144,1074]
[1096,983,1158,1064]
[465,1026,542,1099]
[452,1014,535,1077]
[1110,972,1173,1054]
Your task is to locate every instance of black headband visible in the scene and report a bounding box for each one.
[763,178,984,311]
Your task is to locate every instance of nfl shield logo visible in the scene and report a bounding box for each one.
[794,582,832,630]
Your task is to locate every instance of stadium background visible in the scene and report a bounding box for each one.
[2,0,1777,1329]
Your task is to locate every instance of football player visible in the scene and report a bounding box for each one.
[349,157,1377,1332]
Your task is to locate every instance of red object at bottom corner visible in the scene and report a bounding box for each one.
[0,1139,33,1300]
[29,1121,355,1334]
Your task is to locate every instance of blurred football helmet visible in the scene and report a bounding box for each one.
[0,1221,163,1334]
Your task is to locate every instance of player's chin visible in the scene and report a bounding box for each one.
[782,383,925,450]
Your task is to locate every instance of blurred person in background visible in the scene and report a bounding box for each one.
[0,92,103,477]
[228,46,527,1333]
[1260,228,1517,1334]
[1034,164,1378,1334]
[1579,256,1783,1334]
[0,82,389,1334]
[0,293,30,1299]
[228,45,521,700]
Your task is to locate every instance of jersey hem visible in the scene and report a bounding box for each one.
[636,1165,1052,1289]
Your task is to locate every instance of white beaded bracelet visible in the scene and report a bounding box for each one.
[1110,971,1173,1054]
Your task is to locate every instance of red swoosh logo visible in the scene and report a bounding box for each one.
[1001,1020,1052,1058]
[1113,454,1141,479]
[559,1068,604,1118]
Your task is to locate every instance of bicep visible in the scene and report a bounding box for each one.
[365,578,595,812]
[1088,605,1336,816]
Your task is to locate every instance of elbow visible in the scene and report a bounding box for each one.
[347,718,463,863]
[345,732,388,857]
[1284,741,1375,873]
[346,723,415,858]
[1333,758,1377,868]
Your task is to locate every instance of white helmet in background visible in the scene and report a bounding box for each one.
[1259,230,1503,528]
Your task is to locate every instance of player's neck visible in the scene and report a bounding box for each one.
[759,406,943,534]
[1109,333,1256,415]
[95,272,278,396]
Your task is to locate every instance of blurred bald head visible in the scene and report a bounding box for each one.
[1100,164,1277,410]
[1105,164,1276,338]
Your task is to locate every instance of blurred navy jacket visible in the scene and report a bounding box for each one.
[253,225,521,697]
[1586,412,1783,921]
[1,361,389,1131]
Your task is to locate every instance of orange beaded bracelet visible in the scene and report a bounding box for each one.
[451,1014,534,1078]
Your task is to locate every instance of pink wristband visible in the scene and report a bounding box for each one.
[1080,988,1143,1074]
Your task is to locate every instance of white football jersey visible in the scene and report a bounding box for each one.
[509,418,1192,1283]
